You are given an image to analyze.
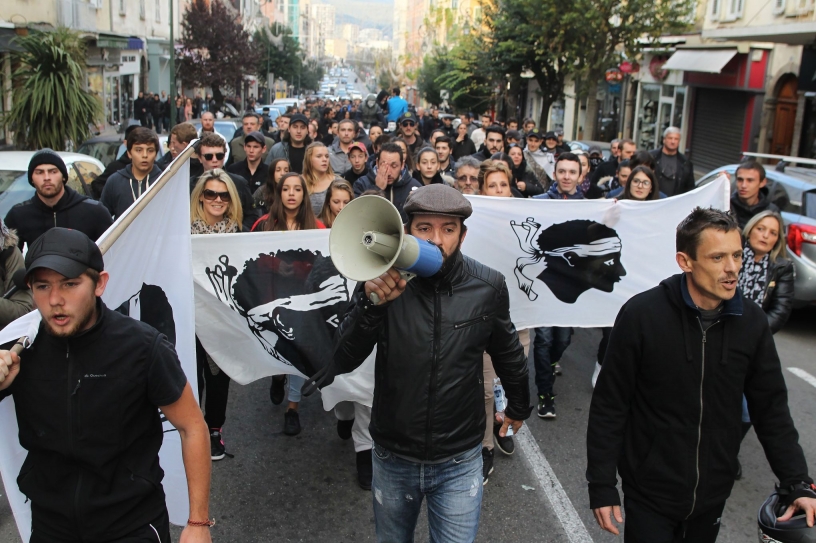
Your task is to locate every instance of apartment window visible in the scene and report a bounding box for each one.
[725,0,744,19]
[155,0,161,21]
[140,0,146,19]
[709,0,721,19]
[795,0,814,12]
[119,0,126,15]
[773,0,786,14]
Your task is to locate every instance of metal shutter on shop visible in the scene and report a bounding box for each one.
[690,89,747,173]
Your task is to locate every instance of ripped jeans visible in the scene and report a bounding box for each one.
[371,442,483,543]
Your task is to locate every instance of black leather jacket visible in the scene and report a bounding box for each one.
[334,253,531,461]
[762,258,795,334]
[649,148,696,197]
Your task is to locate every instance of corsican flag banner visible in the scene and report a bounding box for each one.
[191,176,729,403]
[0,157,197,542]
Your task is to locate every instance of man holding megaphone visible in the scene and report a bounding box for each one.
[317,184,531,542]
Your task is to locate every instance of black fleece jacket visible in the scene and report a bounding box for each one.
[100,164,164,220]
[587,273,811,520]
[4,186,113,250]
[730,187,780,229]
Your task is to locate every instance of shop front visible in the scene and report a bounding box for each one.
[633,53,689,153]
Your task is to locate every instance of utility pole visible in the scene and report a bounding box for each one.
[169,0,176,130]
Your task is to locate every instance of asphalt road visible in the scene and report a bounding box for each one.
[2,307,815,542]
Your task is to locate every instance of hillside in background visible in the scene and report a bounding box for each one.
[325,0,393,32]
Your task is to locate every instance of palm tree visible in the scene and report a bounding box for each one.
[4,28,103,150]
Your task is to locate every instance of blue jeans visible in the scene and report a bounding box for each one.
[288,374,305,403]
[372,443,483,543]
[533,327,572,397]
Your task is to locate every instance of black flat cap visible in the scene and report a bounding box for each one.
[404,185,473,220]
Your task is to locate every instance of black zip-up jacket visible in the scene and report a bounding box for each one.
[0,302,188,541]
[649,148,696,197]
[760,257,795,334]
[730,188,780,229]
[587,273,811,520]
[100,164,164,220]
[334,252,530,461]
[4,186,113,250]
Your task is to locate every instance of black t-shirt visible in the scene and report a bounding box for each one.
[289,144,306,174]
[698,304,723,330]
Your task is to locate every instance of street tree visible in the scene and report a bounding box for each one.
[178,0,260,107]
[5,28,103,150]
[417,48,453,106]
[435,32,497,113]
[254,23,302,85]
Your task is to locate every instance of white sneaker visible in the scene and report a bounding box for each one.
[591,361,602,388]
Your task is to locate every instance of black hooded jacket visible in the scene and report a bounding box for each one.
[100,164,164,220]
[4,186,113,250]
[333,252,531,461]
[730,188,780,229]
[587,274,811,520]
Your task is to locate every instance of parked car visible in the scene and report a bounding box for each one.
[697,163,816,306]
[569,140,612,160]
[254,106,281,125]
[78,133,167,168]
[0,151,105,219]
[189,119,242,142]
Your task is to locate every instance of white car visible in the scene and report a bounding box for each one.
[0,151,106,218]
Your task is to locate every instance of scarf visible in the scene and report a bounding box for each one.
[738,244,769,305]
[191,218,239,235]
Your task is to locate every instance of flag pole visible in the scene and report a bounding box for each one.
[10,142,200,355]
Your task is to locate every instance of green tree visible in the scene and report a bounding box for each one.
[178,0,259,107]
[436,32,496,113]
[4,28,103,150]
[417,48,453,106]
[299,58,325,92]
[254,23,302,84]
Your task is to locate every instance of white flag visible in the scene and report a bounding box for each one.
[0,159,196,541]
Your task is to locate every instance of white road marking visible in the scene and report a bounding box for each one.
[515,425,594,543]
[787,367,816,390]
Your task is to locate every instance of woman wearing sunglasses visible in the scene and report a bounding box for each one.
[251,172,325,436]
[190,169,244,461]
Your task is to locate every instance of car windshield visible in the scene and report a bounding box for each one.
[0,173,33,219]
[0,170,26,194]
[214,123,236,140]
[77,141,121,167]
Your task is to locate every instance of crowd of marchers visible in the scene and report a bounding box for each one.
[0,83,814,543]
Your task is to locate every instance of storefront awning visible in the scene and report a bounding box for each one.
[95,34,129,49]
[662,49,738,74]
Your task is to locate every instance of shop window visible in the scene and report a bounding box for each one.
[725,0,745,19]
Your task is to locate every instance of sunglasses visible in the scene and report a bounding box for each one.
[401,121,416,127]
[202,189,231,202]
[202,152,226,161]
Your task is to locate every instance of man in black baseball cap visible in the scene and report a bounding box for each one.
[0,226,214,542]
[265,113,311,173]
[327,184,530,538]
[226,130,270,193]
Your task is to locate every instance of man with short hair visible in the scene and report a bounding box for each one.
[157,122,198,170]
[0,227,213,543]
[453,156,480,195]
[329,119,356,175]
[342,142,370,184]
[609,139,621,160]
[530,153,584,420]
[227,131,270,193]
[351,142,422,221]
[650,126,695,197]
[228,113,274,166]
[588,207,816,541]
[506,130,521,148]
[471,114,492,149]
[386,87,408,123]
[101,127,164,220]
[272,113,290,144]
[200,112,217,135]
[435,136,455,177]
[327,184,530,543]
[265,113,311,173]
[191,133,259,231]
[507,118,519,131]
[472,125,505,162]
[730,160,780,228]
[5,150,113,250]
[397,111,425,154]
[523,129,554,182]
[591,138,635,187]
[441,115,456,138]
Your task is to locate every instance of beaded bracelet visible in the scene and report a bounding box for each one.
[187,518,216,527]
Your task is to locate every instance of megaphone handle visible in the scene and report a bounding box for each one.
[368,271,416,305]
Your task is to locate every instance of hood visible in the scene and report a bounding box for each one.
[32,184,89,212]
[545,183,583,200]
[730,186,774,214]
[2,226,18,250]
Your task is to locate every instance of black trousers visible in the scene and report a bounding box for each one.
[31,509,171,542]
[196,336,230,429]
[624,497,726,543]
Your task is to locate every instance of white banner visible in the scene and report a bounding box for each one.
[0,160,196,541]
[191,177,728,407]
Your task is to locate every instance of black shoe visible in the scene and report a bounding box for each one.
[493,424,515,455]
[356,450,373,490]
[269,376,286,405]
[538,394,556,419]
[210,428,226,461]
[337,418,354,440]
[735,458,742,480]
[482,447,494,486]
[284,409,301,436]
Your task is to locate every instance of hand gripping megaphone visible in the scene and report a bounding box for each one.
[330,195,443,303]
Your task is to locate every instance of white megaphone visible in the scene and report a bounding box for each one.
[330,195,444,303]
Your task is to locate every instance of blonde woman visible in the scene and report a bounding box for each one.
[302,142,341,215]
[190,168,243,460]
[318,180,354,228]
